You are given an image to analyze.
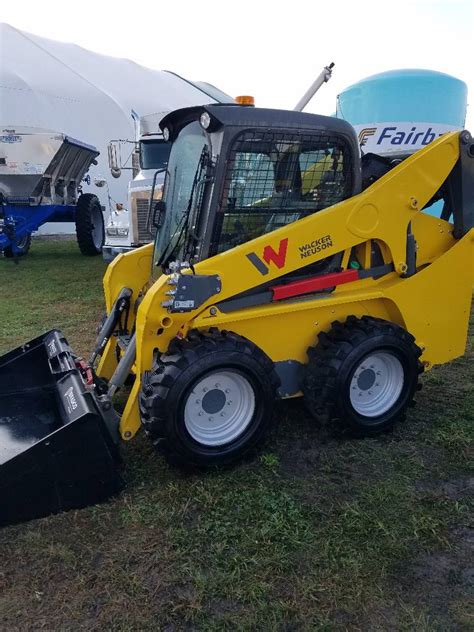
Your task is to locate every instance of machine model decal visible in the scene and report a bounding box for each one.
[299,234,333,259]
[175,300,195,309]
[246,238,289,275]
[64,386,78,414]
[47,340,58,357]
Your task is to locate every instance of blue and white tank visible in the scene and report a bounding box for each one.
[336,69,467,158]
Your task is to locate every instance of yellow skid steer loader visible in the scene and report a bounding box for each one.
[1,105,473,526]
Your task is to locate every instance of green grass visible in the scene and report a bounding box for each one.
[0,238,107,357]
[0,239,472,630]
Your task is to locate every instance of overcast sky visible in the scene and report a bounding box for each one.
[1,0,473,126]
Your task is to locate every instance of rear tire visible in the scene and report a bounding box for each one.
[139,329,280,468]
[3,233,31,258]
[75,194,104,256]
[303,316,423,435]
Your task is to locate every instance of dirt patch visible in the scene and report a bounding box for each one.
[386,527,474,629]
[415,477,474,501]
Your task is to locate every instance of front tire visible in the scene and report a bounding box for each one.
[303,316,423,435]
[75,193,104,256]
[139,329,280,468]
[3,233,31,258]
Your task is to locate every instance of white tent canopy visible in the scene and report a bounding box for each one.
[0,23,232,232]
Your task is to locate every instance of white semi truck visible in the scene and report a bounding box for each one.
[103,79,234,261]
[102,113,170,261]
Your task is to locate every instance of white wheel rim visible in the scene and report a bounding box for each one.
[184,370,256,446]
[349,352,404,418]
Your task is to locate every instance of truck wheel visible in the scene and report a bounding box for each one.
[139,329,280,468]
[3,233,32,258]
[75,194,104,256]
[303,316,423,435]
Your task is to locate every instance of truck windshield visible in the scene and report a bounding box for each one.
[140,139,170,170]
[153,121,209,270]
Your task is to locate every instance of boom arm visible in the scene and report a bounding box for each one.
[294,63,335,111]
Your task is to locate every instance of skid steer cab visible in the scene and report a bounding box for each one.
[1,105,473,527]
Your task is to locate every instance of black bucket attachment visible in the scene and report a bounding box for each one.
[0,331,124,527]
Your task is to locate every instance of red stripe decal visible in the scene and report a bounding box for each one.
[270,269,359,301]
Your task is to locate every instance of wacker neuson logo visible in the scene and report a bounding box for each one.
[299,234,333,259]
[247,237,288,275]
[247,234,334,273]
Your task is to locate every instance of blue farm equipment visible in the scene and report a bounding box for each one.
[0,130,104,259]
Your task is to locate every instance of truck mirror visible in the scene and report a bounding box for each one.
[108,142,121,179]
[152,199,166,228]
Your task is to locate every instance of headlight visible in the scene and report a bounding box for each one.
[200,112,211,129]
[106,226,129,237]
[163,127,170,141]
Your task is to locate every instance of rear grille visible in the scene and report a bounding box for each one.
[136,198,156,243]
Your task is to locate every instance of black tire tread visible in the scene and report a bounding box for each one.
[3,233,32,258]
[139,328,280,467]
[304,315,424,434]
[75,193,104,256]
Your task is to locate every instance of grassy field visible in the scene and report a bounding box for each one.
[0,239,472,631]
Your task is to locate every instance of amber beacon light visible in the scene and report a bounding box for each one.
[235,95,255,105]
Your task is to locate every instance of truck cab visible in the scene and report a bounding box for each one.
[103,116,171,262]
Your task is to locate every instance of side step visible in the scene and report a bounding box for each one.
[0,331,124,528]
